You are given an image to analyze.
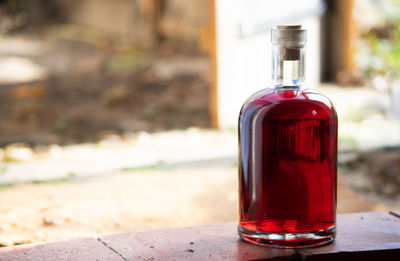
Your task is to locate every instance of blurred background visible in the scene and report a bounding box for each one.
[0,0,399,246]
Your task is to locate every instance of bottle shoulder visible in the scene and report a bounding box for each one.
[240,87,337,121]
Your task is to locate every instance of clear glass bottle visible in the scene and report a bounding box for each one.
[238,25,337,248]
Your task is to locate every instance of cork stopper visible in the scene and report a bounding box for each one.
[271,25,306,46]
[271,25,306,60]
[276,25,302,29]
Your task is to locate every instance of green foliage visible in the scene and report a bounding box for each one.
[106,51,143,73]
[382,146,400,152]
[338,163,351,173]
[0,183,15,190]
[31,173,76,185]
[360,0,400,81]
[121,161,164,172]
[0,165,7,175]
[366,20,400,79]
[339,104,367,123]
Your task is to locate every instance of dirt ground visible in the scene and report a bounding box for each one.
[0,166,389,247]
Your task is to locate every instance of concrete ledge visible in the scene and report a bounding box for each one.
[0,211,399,260]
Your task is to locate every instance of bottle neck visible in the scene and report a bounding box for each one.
[271,43,305,89]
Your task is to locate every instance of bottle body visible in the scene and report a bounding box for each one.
[238,86,337,248]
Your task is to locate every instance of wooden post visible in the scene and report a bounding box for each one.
[200,0,218,128]
[340,0,356,73]
[322,0,357,83]
[136,0,165,45]
[149,0,165,41]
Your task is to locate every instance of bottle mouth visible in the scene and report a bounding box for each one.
[271,25,307,47]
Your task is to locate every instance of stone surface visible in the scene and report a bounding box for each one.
[99,212,400,260]
[99,223,295,261]
[300,212,400,259]
[0,237,122,261]
[1,212,400,260]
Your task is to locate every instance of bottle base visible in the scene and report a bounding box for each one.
[238,225,336,248]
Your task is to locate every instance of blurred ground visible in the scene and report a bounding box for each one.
[0,125,399,247]
[0,160,390,247]
[0,36,209,145]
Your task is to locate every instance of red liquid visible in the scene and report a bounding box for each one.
[238,87,337,247]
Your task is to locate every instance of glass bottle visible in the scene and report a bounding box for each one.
[238,25,337,248]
